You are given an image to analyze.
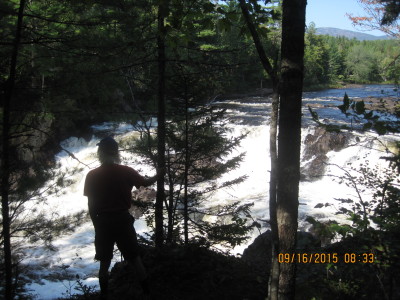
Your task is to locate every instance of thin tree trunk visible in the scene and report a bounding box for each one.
[1,1,26,299]
[237,2,281,298]
[155,0,168,248]
[183,96,189,244]
[268,89,280,300]
[166,155,174,244]
[238,0,275,79]
[276,0,307,299]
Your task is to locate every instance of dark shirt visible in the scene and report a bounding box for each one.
[84,164,148,216]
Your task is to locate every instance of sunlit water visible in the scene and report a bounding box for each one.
[25,85,399,299]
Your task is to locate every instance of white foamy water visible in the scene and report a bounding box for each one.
[24,85,399,299]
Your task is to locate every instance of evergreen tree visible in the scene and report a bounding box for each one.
[1,2,90,298]
[345,44,381,82]
[128,104,254,248]
[304,22,330,86]
[1,2,27,297]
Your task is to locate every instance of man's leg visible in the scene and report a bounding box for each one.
[99,259,111,298]
[116,213,150,294]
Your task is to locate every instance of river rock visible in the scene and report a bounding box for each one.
[241,231,273,275]
[301,127,352,181]
[241,230,320,275]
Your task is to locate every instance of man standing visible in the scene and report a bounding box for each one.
[84,136,157,299]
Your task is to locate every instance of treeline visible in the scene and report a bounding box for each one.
[304,23,400,86]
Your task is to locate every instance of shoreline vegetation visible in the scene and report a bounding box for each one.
[306,82,399,91]
[216,83,398,107]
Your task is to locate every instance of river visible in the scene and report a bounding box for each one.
[24,84,399,299]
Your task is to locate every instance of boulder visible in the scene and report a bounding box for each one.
[301,127,352,181]
[241,231,320,274]
[241,230,273,276]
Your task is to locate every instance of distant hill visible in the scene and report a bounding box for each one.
[316,27,391,40]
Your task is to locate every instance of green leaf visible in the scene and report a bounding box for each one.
[326,263,334,270]
[308,106,319,122]
[355,100,365,114]
[338,92,351,114]
[217,18,232,32]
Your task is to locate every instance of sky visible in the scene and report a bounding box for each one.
[306,0,385,36]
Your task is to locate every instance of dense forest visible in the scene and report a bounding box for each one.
[304,24,399,86]
[1,0,400,299]
[0,1,398,137]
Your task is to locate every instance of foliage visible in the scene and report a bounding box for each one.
[61,273,97,300]
[321,35,400,84]
[379,0,400,25]
[304,23,330,86]
[0,136,88,294]
[346,44,381,82]
[127,105,255,249]
[306,85,400,299]
[307,158,400,299]
[348,0,400,38]
[305,63,400,297]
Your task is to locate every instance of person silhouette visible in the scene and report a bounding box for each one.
[84,136,157,299]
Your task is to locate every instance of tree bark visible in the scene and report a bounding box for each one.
[183,96,189,244]
[276,0,307,299]
[268,89,280,300]
[155,0,168,248]
[166,159,174,244]
[1,1,26,299]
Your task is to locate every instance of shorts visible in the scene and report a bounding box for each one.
[93,211,139,261]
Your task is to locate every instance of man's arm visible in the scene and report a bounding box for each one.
[142,174,158,187]
[129,167,159,189]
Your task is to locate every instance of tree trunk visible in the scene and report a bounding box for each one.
[183,96,189,244]
[277,1,307,299]
[237,2,281,298]
[1,2,26,299]
[155,0,168,248]
[166,158,174,244]
[238,0,275,78]
[268,89,280,300]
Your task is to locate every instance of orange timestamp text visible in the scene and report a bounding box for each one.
[278,252,375,264]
